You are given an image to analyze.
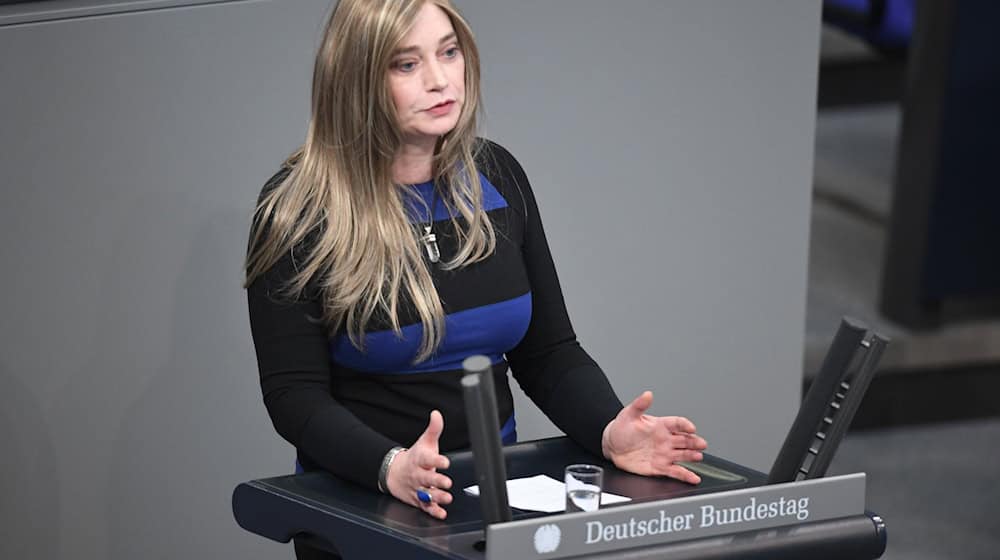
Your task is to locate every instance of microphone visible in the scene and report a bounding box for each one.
[461,355,513,532]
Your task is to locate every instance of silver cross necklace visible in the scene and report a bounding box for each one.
[419,187,441,264]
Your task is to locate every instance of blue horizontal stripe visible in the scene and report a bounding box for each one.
[405,172,508,223]
[330,293,532,374]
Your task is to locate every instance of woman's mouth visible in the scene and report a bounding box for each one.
[426,100,456,116]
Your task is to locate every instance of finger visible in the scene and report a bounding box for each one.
[664,447,706,468]
[686,434,708,450]
[667,433,695,449]
[668,431,707,450]
[415,486,453,506]
[417,410,445,447]
[662,464,702,485]
[428,487,453,505]
[423,504,448,521]
[423,501,448,520]
[421,471,453,491]
[666,431,707,450]
[624,391,654,419]
[662,415,697,434]
[675,449,704,463]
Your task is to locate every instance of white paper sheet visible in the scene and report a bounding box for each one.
[463,474,631,513]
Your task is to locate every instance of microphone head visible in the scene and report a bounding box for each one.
[462,355,492,375]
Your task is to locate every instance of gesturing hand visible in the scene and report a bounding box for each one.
[601,391,708,484]
[385,410,454,520]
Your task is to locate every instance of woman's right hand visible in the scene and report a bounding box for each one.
[385,410,454,519]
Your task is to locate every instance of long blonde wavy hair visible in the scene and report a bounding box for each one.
[244,0,495,362]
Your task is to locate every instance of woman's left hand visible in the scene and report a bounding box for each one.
[601,391,708,484]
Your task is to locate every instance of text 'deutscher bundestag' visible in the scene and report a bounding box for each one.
[486,473,866,559]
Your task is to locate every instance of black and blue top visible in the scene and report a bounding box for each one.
[247,139,623,490]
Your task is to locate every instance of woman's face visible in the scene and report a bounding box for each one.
[388,2,466,146]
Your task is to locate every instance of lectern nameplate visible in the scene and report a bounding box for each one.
[485,472,866,560]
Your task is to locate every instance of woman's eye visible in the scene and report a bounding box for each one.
[443,47,460,58]
[395,60,417,72]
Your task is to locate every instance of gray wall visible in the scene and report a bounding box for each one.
[0,1,820,559]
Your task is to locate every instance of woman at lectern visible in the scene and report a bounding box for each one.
[244,1,707,558]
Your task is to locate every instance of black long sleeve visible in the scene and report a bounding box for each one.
[247,217,398,490]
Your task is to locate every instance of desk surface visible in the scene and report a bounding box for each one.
[235,437,769,558]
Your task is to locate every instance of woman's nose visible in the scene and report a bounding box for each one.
[424,60,448,91]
